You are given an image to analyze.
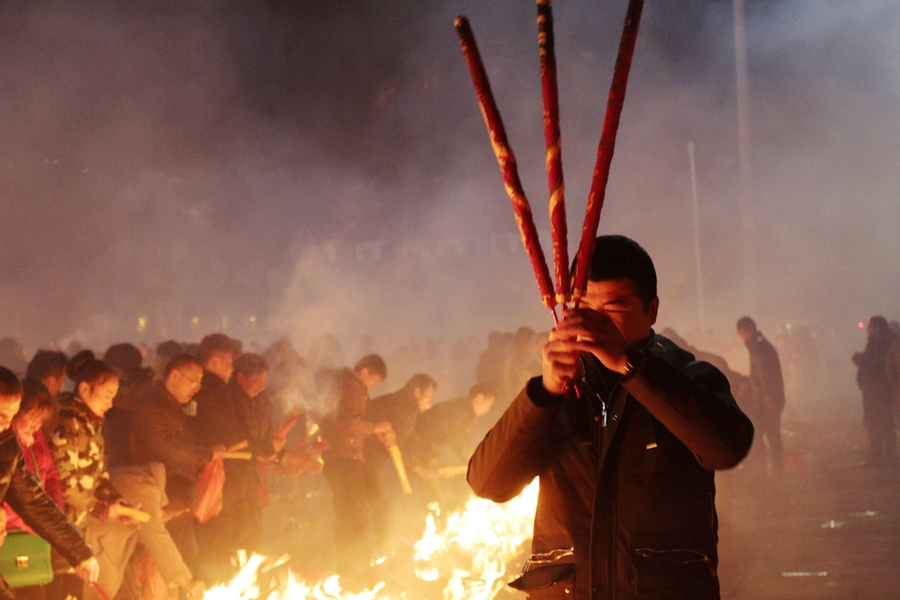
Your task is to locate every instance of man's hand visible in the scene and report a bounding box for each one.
[0,508,7,546]
[373,421,397,448]
[75,556,100,584]
[542,308,630,394]
[108,501,142,525]
[211,445,228,461]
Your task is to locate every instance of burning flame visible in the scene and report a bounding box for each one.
[203,482,537,600]
[414,481,538,600]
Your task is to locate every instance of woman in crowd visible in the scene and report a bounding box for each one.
[0,366,97,600]
[5,378,65,527]
[51,359,139,600]
[3,379,68,600]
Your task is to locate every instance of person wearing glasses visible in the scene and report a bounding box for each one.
[130,355,226,574]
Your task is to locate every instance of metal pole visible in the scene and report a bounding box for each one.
[688,142,706,337]
[733,0,757,310]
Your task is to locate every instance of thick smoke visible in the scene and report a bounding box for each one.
[1,0,897,398]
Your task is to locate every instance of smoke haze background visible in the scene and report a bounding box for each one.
[1,0,898,395]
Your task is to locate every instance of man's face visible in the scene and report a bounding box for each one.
[205,351,235,383]
[579,278,658,346]
[236,371,268,399]
[0,397,21,433]
[169,363,203,405]
[414,385,436,412]
[358,368,384,390]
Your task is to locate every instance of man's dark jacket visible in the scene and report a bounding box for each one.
[744,333,785,416]
[406,397,477,468]
[365,386,420,468]
[0,431,93,567]
[131,382,211,482]
[468,334,754,599]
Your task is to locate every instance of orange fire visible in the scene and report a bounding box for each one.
[203,481,538,599]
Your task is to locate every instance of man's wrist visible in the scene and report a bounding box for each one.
[530,377,566,407]
[620,348,646,382]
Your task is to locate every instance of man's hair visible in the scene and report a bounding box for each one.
[736,316,757,332]
[233,353,269,377]
[25,350,68,381]
[19,378,55,419]
[588,235,657,306]
[197,334,241,363]
[468,382,497,400]
[354,354,387,379]
[156,340,183,360]
[0,366,23,399]
[66,349,96,380]
[72,359,121,390]
[165,354,202,378]
[403,373,436,393]
[869,315,889,331]
[103,343,144,382]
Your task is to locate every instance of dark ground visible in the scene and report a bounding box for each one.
[259,405,900,598]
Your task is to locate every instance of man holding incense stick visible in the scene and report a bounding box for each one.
[468,235,753,599]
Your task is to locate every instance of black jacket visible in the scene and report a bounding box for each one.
[855,329,895,402]
[468,334,754,599]
[131,383,211,481]
[0,431,93,567]
[744,333,785,415]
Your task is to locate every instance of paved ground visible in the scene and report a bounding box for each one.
[262,406,900,598]
[718,413,900,599]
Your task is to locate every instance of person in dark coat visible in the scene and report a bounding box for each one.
[404,383,496,518]
[0,367,98,600]
[131,355,225,570]
[192,334,241,423]
[468,235,754,600]
[364,373,436,471]
[852,316,898,466]
[406,383,497,474]
[102,342,154,468]
[25,350,68,398]
[736,317,786,472]
[193,353,278,584]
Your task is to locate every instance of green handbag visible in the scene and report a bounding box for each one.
[0,529,53,588]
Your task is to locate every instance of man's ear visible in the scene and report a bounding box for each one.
[648,297,660,325]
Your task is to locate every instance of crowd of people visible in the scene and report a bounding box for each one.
[0,329,505,598]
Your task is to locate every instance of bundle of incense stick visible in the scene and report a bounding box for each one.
[538,0,569,308]
[456,0,645,314]
[455,15,555,315]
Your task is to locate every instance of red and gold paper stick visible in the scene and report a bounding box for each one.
[455,16,556,312]
[537,0,569,308]
[572,0,645,303]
